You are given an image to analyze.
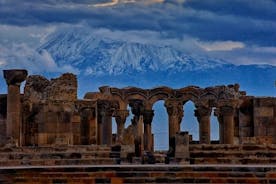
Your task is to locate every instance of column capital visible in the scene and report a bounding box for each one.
[113,109,129,118]
[165,99,183,117]
[194,106,211,118]
[80,107,95,118]
[216,106,235,116]
[3,69,28,86]
[114,109,129,124]
[143,109,154,125]
[97,100,113,116]
[129,99,144,116]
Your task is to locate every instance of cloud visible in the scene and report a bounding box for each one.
[1,0,276,47]
[1,0,276,67]
[0,43,79,75]
[92,0,164,7]
[197,41,245,51]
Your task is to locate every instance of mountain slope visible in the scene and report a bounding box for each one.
[39,28,230,76]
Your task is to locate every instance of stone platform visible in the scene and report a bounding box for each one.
[0,164,275,184]
[0,144,275,183]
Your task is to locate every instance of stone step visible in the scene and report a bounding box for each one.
[1,165,275,183]
[190,150,276,158]
[0,158,121,166]
[9,173,276,184]
[189,144,276,151]
[190,157,276,164]
[0,151,121,161]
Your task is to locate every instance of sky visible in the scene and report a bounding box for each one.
[1,0,276,76]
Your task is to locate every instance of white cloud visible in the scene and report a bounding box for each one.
[0,43,79,74]
[92,0,164,7]
[197,40,245,51]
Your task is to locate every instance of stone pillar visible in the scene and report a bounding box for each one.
[129,100,143,156]
[3,69,28,146]
[165,99,183,155]
[80,108,95,145]
[143,109,154,152]
[195,106,211,144]
[214,109,224,144]
[220,106,235,144]
[114,109,129,143]
[98,100,113,145]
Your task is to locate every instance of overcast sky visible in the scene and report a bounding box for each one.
[1,0,276,74]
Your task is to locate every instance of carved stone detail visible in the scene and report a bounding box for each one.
[4,69,28,86]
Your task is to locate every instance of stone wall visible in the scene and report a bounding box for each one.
[0,95,7,145]
[253,97,276,144]
[22,73,78,146]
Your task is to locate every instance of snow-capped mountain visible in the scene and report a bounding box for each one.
[39,28,230,76]
[34,28,276,98]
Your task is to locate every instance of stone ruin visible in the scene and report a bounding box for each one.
[0,69,276,153]
[0,69,275,183]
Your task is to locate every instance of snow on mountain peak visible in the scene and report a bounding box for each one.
[38,28,230,76]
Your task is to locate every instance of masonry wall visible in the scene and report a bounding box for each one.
[0,95,7,145]
[253,97,276,144]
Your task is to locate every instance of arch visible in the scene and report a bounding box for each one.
[152,100,168,151]
[181,100,198,141]
[210,107,219,143]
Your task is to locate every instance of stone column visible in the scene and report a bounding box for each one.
[214,109,224,144]
[129,100,143,156]
[143,109,154,152]
[80,108,94,145]
[114,109,129,143]
[165,99,183,155]
[220,106,235,144]
[98,100,113,145]
[194,106,211,144]
[3,69,28,146]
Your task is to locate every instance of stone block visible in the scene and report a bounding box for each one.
[72,115,81,123]
[254,107,274,117]
[37,133,48,145]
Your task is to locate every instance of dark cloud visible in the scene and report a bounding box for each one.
[184,0,276,21]
[1,0,276,47]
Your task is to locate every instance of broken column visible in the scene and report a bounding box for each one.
[143,109,154,152]
[195,106,211,144]
[129,100,144,156]
[3,69,28,146]
[98,100,113,145]
[114,109,129,143]
[165,99,183,156]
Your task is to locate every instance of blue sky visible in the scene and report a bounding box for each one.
[1,0,276,75]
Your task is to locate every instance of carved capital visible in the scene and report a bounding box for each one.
[129,99,144,116]
[165,99,183,117]
[143,109,154,125]
[194,106,211,118]
[97,100,113,116]
[4,69,28,86]
[216,106,236,116]
[114,110,129,124]
[80,107,95,119]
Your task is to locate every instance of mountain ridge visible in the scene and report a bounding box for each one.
[39,28,232,76]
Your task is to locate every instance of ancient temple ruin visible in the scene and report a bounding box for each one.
[0,69,275,152]
[0,69,276,183]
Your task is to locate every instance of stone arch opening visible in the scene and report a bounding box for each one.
[152,100,168,151]
[210,108,219,143]
[181,101,198,141]
[112,117,117,144]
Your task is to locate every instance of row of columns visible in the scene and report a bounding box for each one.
[95,99,238,152]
